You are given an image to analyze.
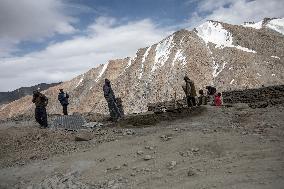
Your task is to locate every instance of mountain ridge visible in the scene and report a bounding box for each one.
[0,18,283,119]
[0,82,62,106]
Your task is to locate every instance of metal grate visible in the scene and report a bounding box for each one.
[51,115,87,131]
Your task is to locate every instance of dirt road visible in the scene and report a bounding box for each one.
[0,104,283,189]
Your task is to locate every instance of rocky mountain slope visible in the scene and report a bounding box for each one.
[0,82,61,105]
[0,18,283,119]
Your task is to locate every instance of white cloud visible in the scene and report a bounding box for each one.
[0,0,76,57]
[0,17,171,91]
[187,0,284,28]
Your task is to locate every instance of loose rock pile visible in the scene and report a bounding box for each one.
[222,85,284,107]
[147,99,187,113]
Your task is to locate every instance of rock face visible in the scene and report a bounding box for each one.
[0,18,284,119]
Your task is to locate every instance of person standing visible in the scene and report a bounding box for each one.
[182,77,191,107]
[182,76,197,107]
[58,89,69,115]
[188,78,197,106]
[32,90,48,128]
[103,79,121,122]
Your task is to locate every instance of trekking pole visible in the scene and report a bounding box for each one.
[174,90,177,109]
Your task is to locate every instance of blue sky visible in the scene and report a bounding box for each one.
[0,0,283,91]
[13,0,197,56]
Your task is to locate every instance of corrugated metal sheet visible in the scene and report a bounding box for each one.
[52,115,86,130]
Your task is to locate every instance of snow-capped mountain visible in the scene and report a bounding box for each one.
[243,18,284,34]
[0,18,283,118]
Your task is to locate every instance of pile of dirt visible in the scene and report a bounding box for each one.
[223,85,284,104]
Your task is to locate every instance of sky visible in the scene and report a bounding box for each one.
[0,0,283,91]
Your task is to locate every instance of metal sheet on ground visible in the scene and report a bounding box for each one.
[52,115,86,130]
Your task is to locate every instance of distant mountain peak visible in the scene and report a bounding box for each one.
[194,20,256,53]
[242,18,284,35]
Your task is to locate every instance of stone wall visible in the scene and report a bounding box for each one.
[147,98,187,113]
[222,85,284,104]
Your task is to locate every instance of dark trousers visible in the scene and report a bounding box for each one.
[187,96,196,107]
[35,106,48,127]
[62,105,68,115]
[106,98,121,121]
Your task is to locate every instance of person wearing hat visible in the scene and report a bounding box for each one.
[182,76,197,107]
[58,88,69,115]
[32,90,48,128]
[103,79,121,122]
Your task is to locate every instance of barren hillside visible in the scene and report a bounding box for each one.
[0,18,283,119]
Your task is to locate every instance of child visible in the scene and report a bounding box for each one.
[206,86,216,105]
[214,92,222,106]
[198,89,207,105]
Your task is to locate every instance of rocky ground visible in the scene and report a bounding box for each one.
[0,103,284,189]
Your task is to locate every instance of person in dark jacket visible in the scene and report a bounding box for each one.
[182,76,197,107]
[206,86,216,105]
[103,79,121,121]
[32,90,48,128]
[58,89,69,115]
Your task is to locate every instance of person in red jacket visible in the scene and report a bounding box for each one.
[214,92,222,106]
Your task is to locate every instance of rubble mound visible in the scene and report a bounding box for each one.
[223,85,284,108]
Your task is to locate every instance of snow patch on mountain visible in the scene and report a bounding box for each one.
[271,56,280,59]
[211,60,218,78]
[129,51,138,68]
[122,58,132,74]
[266,18,284,35]
[173,50,187,66]
[195,21,231,48]
[243,21,263,29]
[127,58,132,67]
[139,64,144,79]
[206,46,221,78]
[152,35,174,72]
[213,62,227,78]
[75,74,84,88]
[195,21,256,53]
[235,46,256,53]
[95,63,108,82]
[139,46,152,79]
[142,46,151,63]
[179,36,186,45]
